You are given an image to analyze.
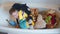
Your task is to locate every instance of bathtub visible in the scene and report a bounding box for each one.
[0,26,60,34]
[0,1,60,34]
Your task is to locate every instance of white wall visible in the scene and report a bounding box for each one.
[0,0,60,4]
[0,0,60,8]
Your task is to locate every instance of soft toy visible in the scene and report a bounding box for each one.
[34,14,46,29]
[26,15,34,29]
[45,9,56,28]
[18,10,34,29]
[18,10,29,29]
[30,8,38,22]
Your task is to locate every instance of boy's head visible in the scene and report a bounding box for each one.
[9,8,18,19]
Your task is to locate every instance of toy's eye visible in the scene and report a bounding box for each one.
[28,8,30,11]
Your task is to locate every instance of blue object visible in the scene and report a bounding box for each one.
[19,19,27,29]
[9,20,16,26]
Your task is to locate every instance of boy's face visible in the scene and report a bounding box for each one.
[12,11,18,19]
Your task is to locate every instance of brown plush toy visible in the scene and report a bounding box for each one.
[30,8,38,22]
[45,9,57,28]
[34,14,46,29]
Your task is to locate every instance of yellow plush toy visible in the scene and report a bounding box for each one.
[18,10,34,29]
[18,10,28,20]
[18,10,29,29]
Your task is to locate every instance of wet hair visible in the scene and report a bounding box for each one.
[9,8,16,15]
[12,3,31,15]
[9,3,31,15]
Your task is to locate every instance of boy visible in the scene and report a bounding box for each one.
[9,8,19,28]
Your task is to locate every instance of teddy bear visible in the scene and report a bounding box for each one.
[34,14,46,29]
[30,8,38,23]
[45,9,57,28]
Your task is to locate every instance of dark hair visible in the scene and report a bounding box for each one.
[12,3,31,15]
[9,8,16,15]
[9,3,31,15]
